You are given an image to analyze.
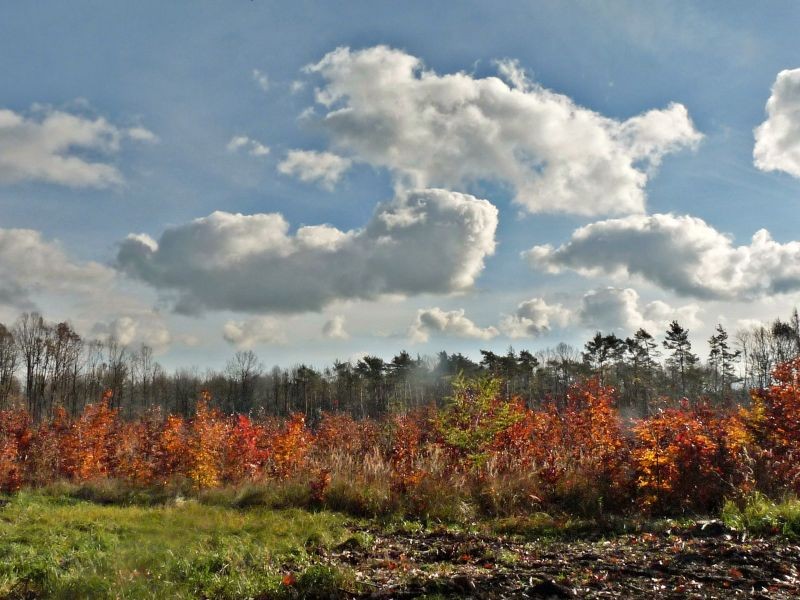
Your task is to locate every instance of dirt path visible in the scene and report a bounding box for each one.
[321,522,800,598]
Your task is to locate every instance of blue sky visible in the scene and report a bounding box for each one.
[2,1,800,370]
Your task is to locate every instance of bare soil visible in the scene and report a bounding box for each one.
[319,522,800,598]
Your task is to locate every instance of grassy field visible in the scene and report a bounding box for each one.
[0,492,354,599]
[2,488,800,599]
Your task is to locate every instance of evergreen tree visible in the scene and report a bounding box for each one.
[583,332,623,385]
[624,328,660,414]
[708,324,740,399]
[663,320,698,397]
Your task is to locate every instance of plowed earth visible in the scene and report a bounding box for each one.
[313,522,800,599]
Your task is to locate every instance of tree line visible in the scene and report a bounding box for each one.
[1,309,799,421]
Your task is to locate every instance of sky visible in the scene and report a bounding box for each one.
[2,1,800,370]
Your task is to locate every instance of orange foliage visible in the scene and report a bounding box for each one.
[113,408,165,485]
[390,414,423,493]
[0,360,799,519]
[524,380,629,505]
[309,468,332,504]
[744,357,800,493]
[155,414,188,483]
[61,392,118,482]
[267,413,312,479]
[0,409,31,492]
[25,408,71,484]
[186,391,228,489]
[490,398,536,470]
[563,380,628,492]
[223,414,266,482]
[0,439,20,492]
[632,400,750,512]
[314,412,378,457]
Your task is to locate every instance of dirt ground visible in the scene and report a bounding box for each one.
[319,521,800,598]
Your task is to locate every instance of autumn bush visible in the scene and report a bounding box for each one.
[632,400,751,513]
[2,361,800,521]
[529,380,631,513]
[727,359,799,502]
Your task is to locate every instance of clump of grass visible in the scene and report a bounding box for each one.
[197,480,314,510]
[38,478,191,506]
[323,476,396,518]
[293,564,353,599]
[721,492,800,537]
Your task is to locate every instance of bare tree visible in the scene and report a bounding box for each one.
[103,336,129,410]
[225,350,263,413]
[47,321,83,412]
[13,313,50,419]
[0,323,18,407]
[130,344,158,413]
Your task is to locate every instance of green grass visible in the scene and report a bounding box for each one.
[0,492,353,599]
[721,492,800,537]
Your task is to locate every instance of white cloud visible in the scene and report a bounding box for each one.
[499,297,572,338]
[754,68,800,177]
[408,307,499,343]
[0,227,114,309]
[735,318,767,331]
[223,316,286,349]
[579,287,642,332]
[91,314,172,352]
[116,188,498,314]
[0,225,180,352]
[579,287,701,333]
[0,106,149,188]
[227,135,270,156]
[494,58,533,92]
[277,149,351,190]
[304,45,702,216]
[322,315,349,340]
[126,126,158,143]
[252,69,270,92]
[525,213,800,300]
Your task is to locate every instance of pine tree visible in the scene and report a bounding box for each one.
[583,332,624,386]
[625,328,660,414]
[708,324,740,399]
[663,321,698,397]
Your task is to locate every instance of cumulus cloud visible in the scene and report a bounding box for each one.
[252,68,270,92]
[304,45,702,216]
[227,135,270,157]
[525,213,800,300]
[277,149,351,189]
[116,188,498,314]
[91,315,172,352]
[0,226,183,352]
[322,315,349,340]
[579,287,700,333]
[754,68,800,177]
[223,317,286,349]
[0,227,114,309]
[0,106,151,187]
[499,297,572,338]
[408,307,498,343]
[0,225,180,351]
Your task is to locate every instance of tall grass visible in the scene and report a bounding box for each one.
[722,493,800,537]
